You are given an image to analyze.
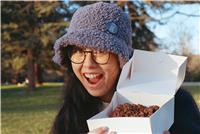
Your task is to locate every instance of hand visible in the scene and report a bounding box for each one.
[88,127,117,134]
[163,130,170,134]
[88,127,108,134]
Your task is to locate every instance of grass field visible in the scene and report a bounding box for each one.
[1,83,200,134]
[1,83,63,134]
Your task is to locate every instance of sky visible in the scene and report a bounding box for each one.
[146,3,200,55]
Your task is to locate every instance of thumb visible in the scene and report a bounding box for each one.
[163,130,170,134]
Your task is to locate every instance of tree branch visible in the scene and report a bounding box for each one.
[176,11,200,17]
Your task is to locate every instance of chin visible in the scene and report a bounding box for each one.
[87,90,105,97]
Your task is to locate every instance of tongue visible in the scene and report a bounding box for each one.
[88,75,102,84]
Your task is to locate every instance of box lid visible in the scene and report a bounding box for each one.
[117,50,187,95]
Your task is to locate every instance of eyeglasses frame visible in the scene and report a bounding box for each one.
[68,49,110,65]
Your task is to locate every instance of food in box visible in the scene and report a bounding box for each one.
[109,103,159,117]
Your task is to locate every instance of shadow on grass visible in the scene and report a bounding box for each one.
[2,103,61,113]
[1,86,63,97]
[2,84,63,114]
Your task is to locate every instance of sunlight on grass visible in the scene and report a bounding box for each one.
[1,82,63,90]
[183,86,200,108]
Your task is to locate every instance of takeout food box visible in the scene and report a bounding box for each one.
[87,50,187,134]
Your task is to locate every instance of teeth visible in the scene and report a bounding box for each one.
[84,73,100,79]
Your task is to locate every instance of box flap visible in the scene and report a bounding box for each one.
[117,50,187,95]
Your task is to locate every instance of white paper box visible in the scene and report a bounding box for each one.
[87,50,187,134]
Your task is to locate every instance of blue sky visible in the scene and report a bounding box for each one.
[146,3,200,54]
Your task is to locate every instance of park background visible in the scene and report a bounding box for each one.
[1,1,200,134]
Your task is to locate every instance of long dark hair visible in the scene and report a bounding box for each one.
[51,46,102,134]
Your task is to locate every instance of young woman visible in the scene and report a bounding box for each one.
[51,2,200,134]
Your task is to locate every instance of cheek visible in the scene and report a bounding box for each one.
[72,64,82,80]
[104,64,120,89]
[102,55,121,91]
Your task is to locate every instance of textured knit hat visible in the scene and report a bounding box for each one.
[53,2,133,68]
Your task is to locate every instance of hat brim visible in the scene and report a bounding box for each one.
[53,29,133,67]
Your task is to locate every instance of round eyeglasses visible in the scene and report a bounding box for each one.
[68,46,110,64]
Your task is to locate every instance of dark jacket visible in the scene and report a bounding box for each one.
[169,89,200,134]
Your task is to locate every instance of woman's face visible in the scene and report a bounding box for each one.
[70,47,121,102]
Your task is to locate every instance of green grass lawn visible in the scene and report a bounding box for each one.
[1,83,63,134]
[1,83,200,134]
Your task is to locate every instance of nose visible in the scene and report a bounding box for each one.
[82,53,97,68]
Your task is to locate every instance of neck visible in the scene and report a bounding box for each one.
[100,90,115,103]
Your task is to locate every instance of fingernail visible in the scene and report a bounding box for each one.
[101,126,109,131]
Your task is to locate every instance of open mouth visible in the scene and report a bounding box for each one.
[83,73,104,85]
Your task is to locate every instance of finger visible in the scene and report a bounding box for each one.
[163,130,170,134]
[88,127,109,134]
[109,131,117,134]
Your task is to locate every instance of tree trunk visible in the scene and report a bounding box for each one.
[35,63,43,85]
[27,48,35,91]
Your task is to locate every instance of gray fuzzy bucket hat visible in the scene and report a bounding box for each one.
[53,2,133,68]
